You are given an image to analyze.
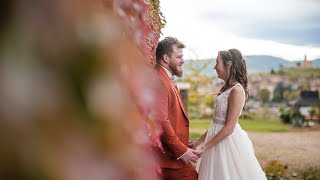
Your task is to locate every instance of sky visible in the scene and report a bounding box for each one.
[160,0,320,61]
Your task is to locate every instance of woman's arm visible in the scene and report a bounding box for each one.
[200,86,244,152]
[190,131,208,149]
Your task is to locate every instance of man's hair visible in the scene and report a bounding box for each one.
[156,37,185,63]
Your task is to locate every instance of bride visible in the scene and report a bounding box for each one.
[191,49,267,180]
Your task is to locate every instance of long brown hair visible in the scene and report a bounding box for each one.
[218,48,249,110]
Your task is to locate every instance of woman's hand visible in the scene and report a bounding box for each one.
[196,146,206,156]
[188,140,198,149]
[201,146,206,153]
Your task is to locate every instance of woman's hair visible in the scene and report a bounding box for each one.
[218,48,249,110]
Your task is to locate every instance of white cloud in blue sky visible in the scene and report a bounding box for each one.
[160,0,320,61]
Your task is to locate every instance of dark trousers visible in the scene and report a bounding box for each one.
[161,164,198,180]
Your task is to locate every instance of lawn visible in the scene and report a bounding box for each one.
[188,118,320,178]
[189,117,291,139]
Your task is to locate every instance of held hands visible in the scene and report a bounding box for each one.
[188,140,199,149]
[197,146,206,155]
[180,148,200,164]
[188,140,205,157]
[182,140,209,164]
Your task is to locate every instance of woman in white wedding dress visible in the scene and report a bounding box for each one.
[190,49,267,180]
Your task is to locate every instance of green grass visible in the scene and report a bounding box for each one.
[189,119,209,139]
[239,118,290,132]
[189,119,211,129]
[189,132,204,139]
[189,117,291,139]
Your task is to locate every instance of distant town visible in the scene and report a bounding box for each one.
[178,55,320,123]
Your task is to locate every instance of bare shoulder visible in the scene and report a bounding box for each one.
[229,85,244,101]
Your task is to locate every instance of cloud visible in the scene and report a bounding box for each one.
[160,0,320,60]
[197,0,320,46]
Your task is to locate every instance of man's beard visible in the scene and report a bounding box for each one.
[170,63,183,77]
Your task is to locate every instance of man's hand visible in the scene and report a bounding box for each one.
[180,148,200,164]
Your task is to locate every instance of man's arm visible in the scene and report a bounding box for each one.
[152,81,187,158]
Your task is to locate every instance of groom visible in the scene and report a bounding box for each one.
[153,37,199,180]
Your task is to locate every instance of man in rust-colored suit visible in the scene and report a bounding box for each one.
[153,37,199,180]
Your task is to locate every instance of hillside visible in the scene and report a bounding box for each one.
[183,55,320,77]
[313,59,320,66]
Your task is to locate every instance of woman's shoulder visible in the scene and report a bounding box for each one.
[231,85,243,92]
[229,84,244,99]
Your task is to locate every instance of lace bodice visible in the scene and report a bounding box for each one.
[212,84,245,125]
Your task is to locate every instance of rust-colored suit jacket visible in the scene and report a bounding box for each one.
[153,64,189,169]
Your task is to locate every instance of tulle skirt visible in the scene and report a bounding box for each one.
[197,122,267,180]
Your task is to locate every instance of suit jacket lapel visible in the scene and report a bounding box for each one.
[155,65,189,121]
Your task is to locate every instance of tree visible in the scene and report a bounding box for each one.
[258,89,270,104]
[283,90,299,102]
[204,94,215,108]
[270,68,275,74]
[273,83,291,102]
[291,106,304,127]
[309,107,317,117]
[279,106,292,124]
[300,81,311,90]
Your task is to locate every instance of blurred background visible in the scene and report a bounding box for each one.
[1,0,319,179]
[161,0,320,179]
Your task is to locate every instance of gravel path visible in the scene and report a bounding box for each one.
[249,130,320,171]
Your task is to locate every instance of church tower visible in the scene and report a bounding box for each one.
[302,54,313,68]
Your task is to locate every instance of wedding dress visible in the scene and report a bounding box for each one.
[197,84,267,180]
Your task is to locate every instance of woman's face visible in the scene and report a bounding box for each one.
[214,54,227,81]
